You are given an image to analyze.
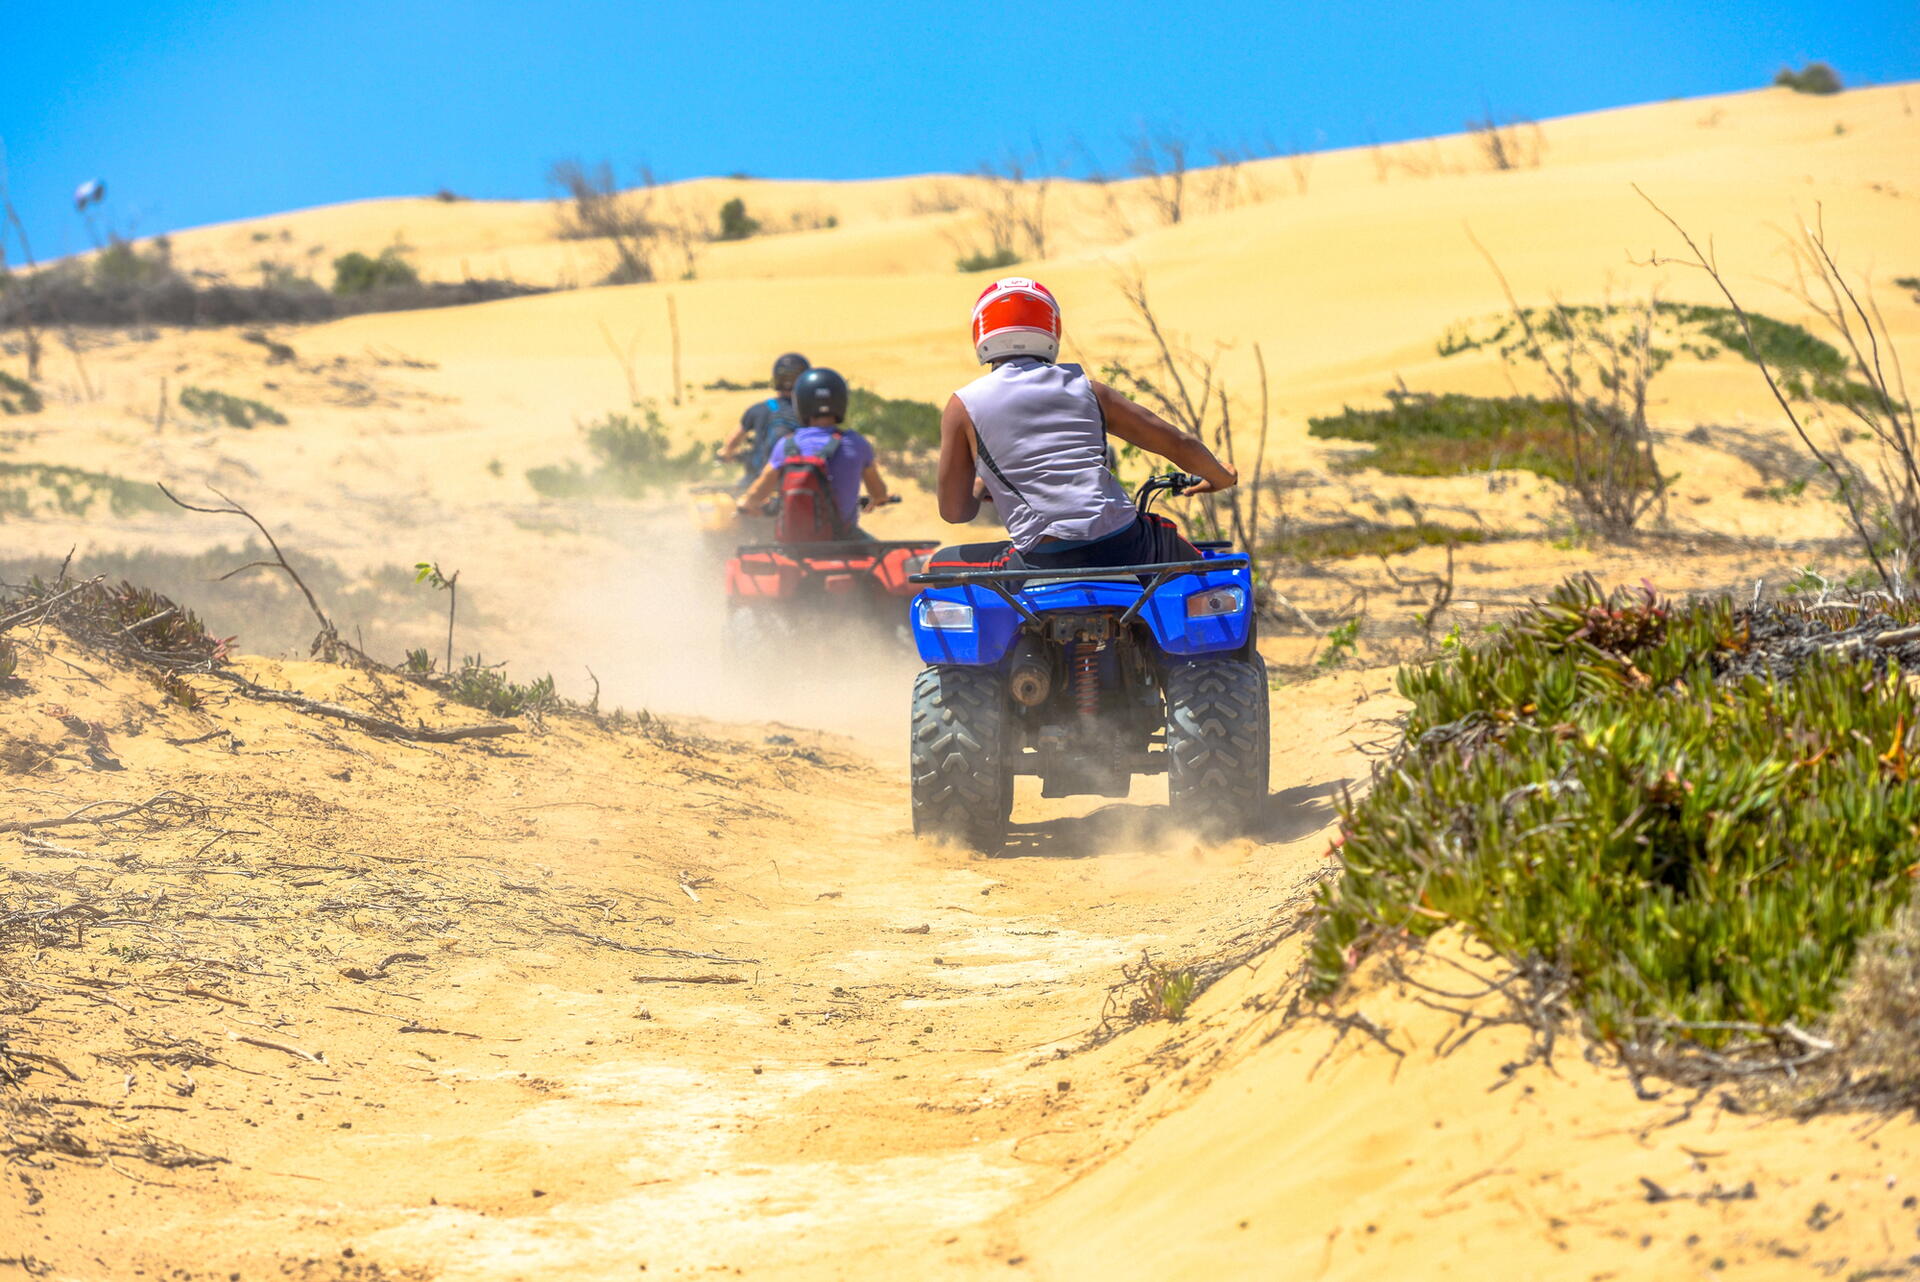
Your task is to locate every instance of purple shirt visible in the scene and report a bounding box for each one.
[768,426,875,526]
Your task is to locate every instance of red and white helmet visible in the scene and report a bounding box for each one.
[971,277,1061,364]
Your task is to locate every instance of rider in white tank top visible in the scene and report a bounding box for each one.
[954,357,1136,551]
[934,277,1239,564]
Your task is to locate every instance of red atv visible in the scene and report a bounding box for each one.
[723,494,939,660]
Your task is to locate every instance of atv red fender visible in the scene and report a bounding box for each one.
[724,540,937,602]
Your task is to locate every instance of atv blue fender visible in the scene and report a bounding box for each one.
[910,551,1253,665]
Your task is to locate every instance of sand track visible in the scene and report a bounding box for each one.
[8,634,1914,1282]
[0,631,1386,1279]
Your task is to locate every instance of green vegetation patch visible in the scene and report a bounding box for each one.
[847,387,941,453]
[956,247,1020,273]
[1,370,43,415]
[0,463,171,519]
[1312,577,1920,1053]
[1269,521,1487,562]
[1308,391,1595,482]
[180,385,287,429]
[1775,62,1843,94]
[715,198,760,242]
[1438,302,1877,409]
[527,403,712,498]
[332,248,422,296]
[444,658,557,718]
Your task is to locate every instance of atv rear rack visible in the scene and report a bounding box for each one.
[736,539,935,557]
[910,555,1249,627]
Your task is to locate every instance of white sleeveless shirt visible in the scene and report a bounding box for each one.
[954,358,1137,551]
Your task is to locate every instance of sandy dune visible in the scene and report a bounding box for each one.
[4,80,1920,1279]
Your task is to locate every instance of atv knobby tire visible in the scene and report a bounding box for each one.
[910,665,1012,851]
[1165,657,1269,838]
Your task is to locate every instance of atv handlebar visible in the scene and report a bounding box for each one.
[1135,472,1207,512]
[860,494,902,511]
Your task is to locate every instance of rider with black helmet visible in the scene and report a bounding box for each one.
[735,367,893,535]
[720,352,810,485]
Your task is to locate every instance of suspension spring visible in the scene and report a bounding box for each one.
[1072,643,1102,717]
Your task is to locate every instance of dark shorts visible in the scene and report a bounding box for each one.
[927,514,1198,575]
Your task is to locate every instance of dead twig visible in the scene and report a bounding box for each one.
[209,670,516,742]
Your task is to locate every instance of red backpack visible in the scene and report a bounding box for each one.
[775,430,848,543]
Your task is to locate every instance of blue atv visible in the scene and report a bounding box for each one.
[907,473,1267,849]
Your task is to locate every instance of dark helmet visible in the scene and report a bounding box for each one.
[771,352,810,391]
[791,367,848,424]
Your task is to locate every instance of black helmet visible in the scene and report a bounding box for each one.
[791,367,848,424]
[771,352,810,391]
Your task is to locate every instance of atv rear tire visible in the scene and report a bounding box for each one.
[910,665,1012,851]
[1165,657,1269,838]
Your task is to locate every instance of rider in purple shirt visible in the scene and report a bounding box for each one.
[735,368,892,532]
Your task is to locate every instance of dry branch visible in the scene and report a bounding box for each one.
[0,792,202,836]
[209,670,517,742]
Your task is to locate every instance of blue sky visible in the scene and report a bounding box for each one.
[3,0,1916,259]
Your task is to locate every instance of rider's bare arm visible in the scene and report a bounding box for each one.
[862,461,891,504]
[1091,381,1239,494]
[719,425,750,460]
[937,395,983,523]
[735,464,779,513]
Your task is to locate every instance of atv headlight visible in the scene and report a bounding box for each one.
[1185,586,1245,619]
[917,599,975,631]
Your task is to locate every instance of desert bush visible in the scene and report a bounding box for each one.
[1461,271,1670,533]
[0,636,17,682]
[1269,520,1486,562]
[550,160,662,285]
[1645,201,1918,593]
[445,658,556,718]
[1312,577,1920,1069]
[715,198,760,242]
[846,386,940,453]
[332,248,420,295]
[1466,112,1545,171]
[180,385,286,429]
[1441,301,1875,410]
[1105,271,1273,556]
[955,247,1020,273]
[1309,391,1598,483]
[0,248,538,328]
[2,577,231,667]
[1775,62,1843,94]
[1823,893,1920,1108]
[526,403,711,498]
[0,545,440,661]
[0,462,172,519]
[0,369,40,414]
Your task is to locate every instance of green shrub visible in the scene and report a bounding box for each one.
[180,385,287,429]
[332,248,421,296]
[1775,62,1843,94]
[1440,302,1875,410]
[446,658,556,718]
[526,403,711,498]
[1308,391,1590,483]
[0,463,172,519]
[956,247,1020,273]
[1270,522,1486,562]
[92,237,174,287]
[1311,577,1920,1055]
[0,370,41,415]
[715,198,760,242]
[0,636,17,682]
[847,387,941,453]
